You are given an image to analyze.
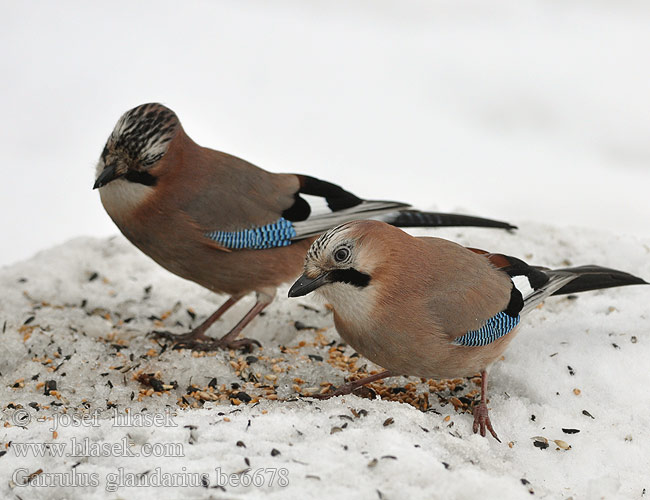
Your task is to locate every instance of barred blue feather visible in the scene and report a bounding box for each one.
[205,218,297,250]
[452,312,520,347]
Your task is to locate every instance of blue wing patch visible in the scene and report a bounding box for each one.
[452,312,520,347]
[205,217,297,250]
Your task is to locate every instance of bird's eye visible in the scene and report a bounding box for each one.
[334,247,350,262]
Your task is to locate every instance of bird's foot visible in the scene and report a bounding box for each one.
[309,384,372,401]
[307,370,391,400]
[472,401,500,442]
[308,383,361,400]
[150,329,213,344]
[173,336,261,353]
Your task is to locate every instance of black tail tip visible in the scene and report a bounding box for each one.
[385,210,517,231]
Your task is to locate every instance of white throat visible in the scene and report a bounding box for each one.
[317,282,376,322]
[99,178,153,221]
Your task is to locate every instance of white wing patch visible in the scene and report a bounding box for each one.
[512,275,534,300]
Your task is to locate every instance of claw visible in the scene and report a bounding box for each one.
[150,329,213,344]
[472,401,500,442]
[173,337,261,352]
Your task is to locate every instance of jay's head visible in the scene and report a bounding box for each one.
[288,221,386,300]
[94,103,180,190]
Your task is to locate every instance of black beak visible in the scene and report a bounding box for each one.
[93,162,119,189]
[288,272,331,298]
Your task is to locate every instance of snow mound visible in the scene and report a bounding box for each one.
[0,223,648,499]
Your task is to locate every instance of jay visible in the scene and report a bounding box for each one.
[93,103,515,351]
[288,220,647,440]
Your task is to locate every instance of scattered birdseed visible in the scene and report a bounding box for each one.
[554,440,571,450]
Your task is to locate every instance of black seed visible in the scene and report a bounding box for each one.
[245,356,258,364]
[208,378,218,388]
[294,321,318,331]
[612,343,620,349]
[232,392,251,403]
[562,428,580,434]
[383,418,394,427]
[28,402,39,410]
[149,378,164,392]
[533,440,549,450]
[231,383,240,390]
[391,387,406,394]
[441,462,449,469]
[24,316,35,325]
[308,354,323,362]
[531,415,536,421]
[567,366,575,376]
[44,380,57,395]
[236,441,246,448]
[521,478,530,485]
[582,410,595,419]
[271,448,280,456]
[88,272,99,281]
[187,309,196,320]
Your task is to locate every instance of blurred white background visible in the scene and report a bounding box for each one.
[1,0,649,267]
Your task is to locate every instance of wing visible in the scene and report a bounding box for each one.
[177,152,408,250]
[177,147,515,252]
[467,248,574,316]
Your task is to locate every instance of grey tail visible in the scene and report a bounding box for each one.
[550,265,648,296]
[382,210,516,231]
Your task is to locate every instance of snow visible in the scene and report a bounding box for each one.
[1,223,648,499]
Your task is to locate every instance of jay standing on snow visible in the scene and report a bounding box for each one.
[288,220,647,440]
[93,103,515,351]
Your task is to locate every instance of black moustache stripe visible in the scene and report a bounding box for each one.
[124,170,158,186]
[329,268,371,288]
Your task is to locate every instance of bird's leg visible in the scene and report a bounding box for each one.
[151,296,241,344]
[472,370,500,442]
[309,370,392,399]
[176,291,274,352]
